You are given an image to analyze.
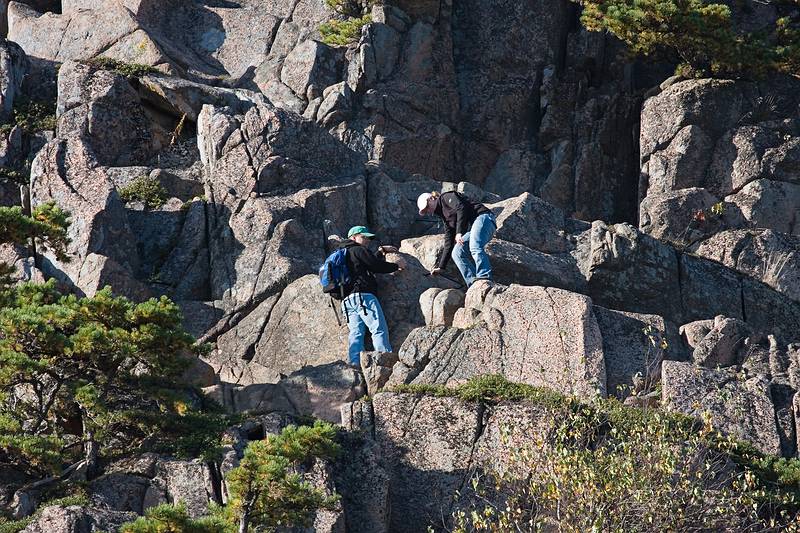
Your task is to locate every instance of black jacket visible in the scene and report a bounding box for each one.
[337,240,398,297]
[433,191,490,269]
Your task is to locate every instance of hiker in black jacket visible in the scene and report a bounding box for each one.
[417,190,496,287]
[338,225,405,366]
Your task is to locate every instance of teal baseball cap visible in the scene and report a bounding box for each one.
[348,225,376,238]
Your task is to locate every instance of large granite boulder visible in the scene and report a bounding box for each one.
[662,360,781,456]
[20,505,136,533]
[392,282,606,399]
[692,229,800,304]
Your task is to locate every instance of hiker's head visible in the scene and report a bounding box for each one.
[348,225,376,246]
[417,192,438,215]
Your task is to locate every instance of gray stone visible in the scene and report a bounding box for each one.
[57,60,155,166]
[360,351,399,396]
[639,187,718,246]
[692,316,752,368]
[316,82,353,127]
[693,229,800,304]
[411,283,606,399]
[281,40,341,101]
[154,459,216,518]
[20,505,136,533]
[485,239,586,293]
[490,192,570,254]
[260,79,306,115]
[662,360,781,456]
[217,362,366,423]
[725,179,800,235]
[372,392,482,533]
[679,319,714,350]
[643,124,713,194]
[0,39,27,118]
[594,307,669,399]
[585,221,681,320]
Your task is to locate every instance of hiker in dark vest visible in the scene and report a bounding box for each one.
[338,226,405,367]
[416,190,497,287]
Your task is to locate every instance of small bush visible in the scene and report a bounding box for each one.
[120,503,230,533]
[319,15,371,46]
[0,98,57,135]
[118,176,168,209]
[86,57,159,79]
[573,0,800,78]
[407,376,800,531]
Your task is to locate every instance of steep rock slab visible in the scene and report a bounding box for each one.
[198,100,366,308]
[662,360,781,456]
[207,362,365,422]
[593,307,673,399]
[372,392,483,533]
[692,229,800,304]
[57,60,157,166]
[29,137,148,298]
[639,77,800,245]
[210,274,347,385]
[397,283,606,399]
[0,39,27,118]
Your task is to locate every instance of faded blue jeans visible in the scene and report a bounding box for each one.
[452,212,496,286]
[341,292,392,365]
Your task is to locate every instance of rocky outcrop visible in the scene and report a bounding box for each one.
[20,505,136,533]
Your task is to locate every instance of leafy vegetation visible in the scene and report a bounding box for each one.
[572,0,800,78]
[85,57,159,79]
[0,492,89,533]
[118,176,168,209]
[0,280,202,478]
[0,98,57,135]
[395,375,800,531]
[224,421,341,532]
[121,422,341,533]
[320,15,372,46]
[120,503,230,533]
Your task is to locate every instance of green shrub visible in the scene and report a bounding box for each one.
[225,421,341,532]
[85,57,159,79]
[120,503,231,533]
[319,15,371,46]
[118,176,168,209]
[0,98,57,135]
[0,280,200,477]
[408,376,800,531]
[572,0,800,78]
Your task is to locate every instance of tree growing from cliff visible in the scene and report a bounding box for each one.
[224,422,341,533]
[0,281,202,479]
[573,0,800,78]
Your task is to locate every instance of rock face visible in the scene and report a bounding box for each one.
[662,360,782,456]
[639,77,800,301]
[20,505,136,533]
[7,0,800,530]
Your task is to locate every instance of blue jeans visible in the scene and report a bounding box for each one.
[341,292,392,365]
[452,212,496,286]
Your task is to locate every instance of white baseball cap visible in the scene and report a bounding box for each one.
[417,192,433,215]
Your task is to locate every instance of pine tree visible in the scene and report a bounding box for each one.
[224,422,341,533]
[573,0,800,78]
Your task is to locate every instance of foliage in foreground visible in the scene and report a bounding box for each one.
[0,280,202,477]
[319,15,372,46]
[573,0,800,78]
[121,422,341,533]
[395,375,800,531]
